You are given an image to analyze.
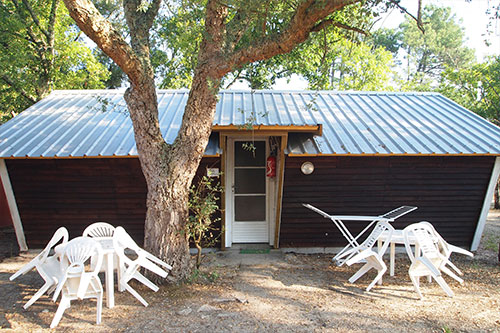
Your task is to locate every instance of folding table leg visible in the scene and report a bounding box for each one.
[390,242,395,276]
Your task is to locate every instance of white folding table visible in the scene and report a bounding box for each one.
[303,204,417,266]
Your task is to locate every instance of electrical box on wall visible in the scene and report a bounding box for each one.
[206,168,220,177]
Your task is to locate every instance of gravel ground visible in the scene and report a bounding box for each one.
[1,210,499,332]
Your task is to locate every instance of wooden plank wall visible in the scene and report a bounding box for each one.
[0,177,13,227]
[280,156,495,248]
[7,157,220,247]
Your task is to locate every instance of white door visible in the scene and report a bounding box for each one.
[230,139,269,243]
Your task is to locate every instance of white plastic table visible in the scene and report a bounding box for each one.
[96,237,118,308]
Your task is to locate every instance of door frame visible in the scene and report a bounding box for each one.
[224,136,275,247]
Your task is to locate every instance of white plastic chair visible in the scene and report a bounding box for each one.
[83,222,115,238]
[50,237,103,328]
[344,221,395,291]
[403,222,459,299]
[112,226,172,306]
[83,222,119,277]
[419,221,474,276]
[10,227,68,309]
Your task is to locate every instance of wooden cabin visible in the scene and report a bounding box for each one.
[0,90,499,251]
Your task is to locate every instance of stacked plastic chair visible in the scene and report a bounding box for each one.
[50,237,104,328]
[403,222,463,299]
[10,227,68,309]
[112,226,172,306]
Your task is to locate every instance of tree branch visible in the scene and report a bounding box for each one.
[19,0,50,41]
[311,19,368,35]
[0,74,37,103]
[216,0,359,78]
[62,0,144,85]
[388,0,425,33]
[46,0,59,48]
[11,0,44,47]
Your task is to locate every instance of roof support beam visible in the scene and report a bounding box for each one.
[274,134,288,248]
[0,160,27,251]
[471,156,500,251]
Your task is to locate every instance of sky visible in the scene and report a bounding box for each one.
[231,0,500,91]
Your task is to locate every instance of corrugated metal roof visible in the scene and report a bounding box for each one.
[0,89,499,158]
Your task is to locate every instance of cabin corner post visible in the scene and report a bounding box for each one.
[0,160,28,251]
[471,156,500,251]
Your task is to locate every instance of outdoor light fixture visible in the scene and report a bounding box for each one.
[301,161,314,175]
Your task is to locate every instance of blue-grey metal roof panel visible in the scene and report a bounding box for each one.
[0,89,499,158]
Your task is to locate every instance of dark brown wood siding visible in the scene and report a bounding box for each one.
[0,177,13,227]
[6,157,220,247]
[280,156,495,248]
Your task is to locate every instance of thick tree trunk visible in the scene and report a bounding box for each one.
[124,84,190,281]
[123,61,220,280]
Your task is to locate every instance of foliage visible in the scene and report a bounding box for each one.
[438,56,500,125]
[397,5,475,89]
[187,175,223,268]
[151,1,395,91]
[293,33,395,91]
[0,0,110,122]
[152,2,203,89]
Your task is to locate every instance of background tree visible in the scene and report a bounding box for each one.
[0,0,110,122]
[397,5,475,90]
[438,56,500,208]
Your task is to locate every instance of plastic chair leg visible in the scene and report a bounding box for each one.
[440,265,463,284]
[348,263,372,283]
[366,262,387,291]
[124,283,149,307]
[50,297,70,328]
[367,266,386,292]
[409,275,423,300]
[134,271,159,292]
[23,281,53,309]
[96,291,103,325]
[434,275,454,297]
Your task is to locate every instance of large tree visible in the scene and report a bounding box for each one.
[0,0,109,122]
[62,0,421,280]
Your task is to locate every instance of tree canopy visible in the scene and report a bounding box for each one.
[0,0,110,122]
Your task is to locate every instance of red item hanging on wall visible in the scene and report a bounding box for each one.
[266,156,276,177]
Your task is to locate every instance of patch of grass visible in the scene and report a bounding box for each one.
[187,268,220,283]
[442,326,452,333]
[483,233,500,251]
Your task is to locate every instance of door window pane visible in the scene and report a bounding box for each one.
[235,196,266,221]
[235,141,265,167]
[235,169,265,194]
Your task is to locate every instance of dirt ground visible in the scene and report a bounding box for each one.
[1,211,500,332]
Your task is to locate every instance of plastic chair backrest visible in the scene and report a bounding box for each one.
[39,227,69,262]
[54,237,103,300]
[403,223,441,262]
[83,222,115,238]
[362,221,394,255]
